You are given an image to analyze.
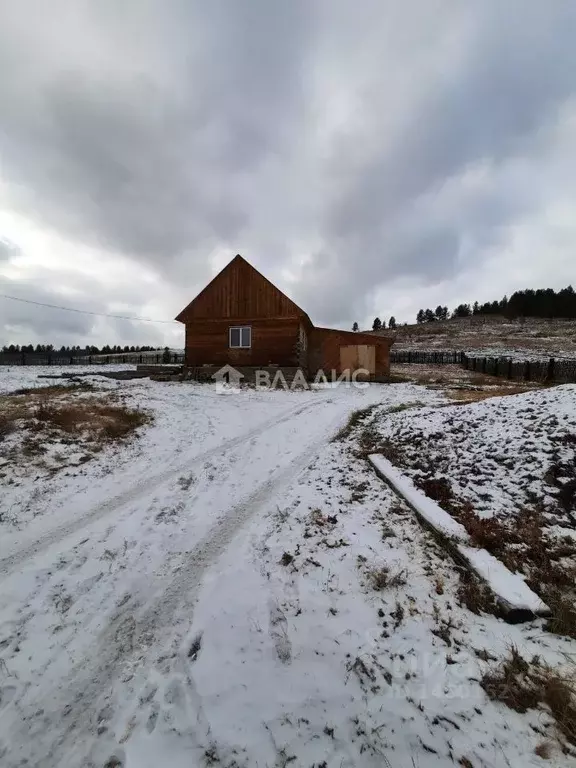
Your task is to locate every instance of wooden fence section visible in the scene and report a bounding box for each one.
[0,352,186,367]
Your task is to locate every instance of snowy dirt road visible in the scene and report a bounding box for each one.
[0,374,392,767]
[1,372,575,768]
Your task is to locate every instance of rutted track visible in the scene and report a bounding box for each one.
[0,392,361,768]
[0,399,321,578]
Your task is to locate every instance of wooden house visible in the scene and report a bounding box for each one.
[175,255,393,378]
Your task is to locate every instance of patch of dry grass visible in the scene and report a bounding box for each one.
[0,384,151,478]
[481,647,576,747]
[9,383,96,397]
[456,570,498,616]
[544,591,576,641]
[366,565,407,590]
[444,385,536,402]
[0,412,15,440]
[332,404,379,443]
[34,400,149,439]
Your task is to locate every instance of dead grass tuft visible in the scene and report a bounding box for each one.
[481,648,576,746]
[456,570,498,616]
[544,590,576,640]
[534,741,554,759]
[367,565,407,591]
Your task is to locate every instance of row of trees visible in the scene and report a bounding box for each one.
[352,317,398,332]
[416,285,576,324]
[1,344,160,355]
[416,306,450,324]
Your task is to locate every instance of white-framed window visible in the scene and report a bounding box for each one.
[229,326,251,348]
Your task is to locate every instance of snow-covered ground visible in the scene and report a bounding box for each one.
[0,363,137,394]
[1,369,575,767]
[370,385,576,527]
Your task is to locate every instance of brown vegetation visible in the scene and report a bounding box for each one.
[366,565,407,591]
[456,570,498,616]
[0,384,151,478]
[481,647,576,747]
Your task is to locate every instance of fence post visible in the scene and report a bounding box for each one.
[139,354,143,364]
[482,357,487,374]
[507,358,513,379]
[494,358,499,377]
[546,358,555,383]
[524,360,530,381]
[21,352,26,366]
[407,351,411,364]
[48,354,52,366]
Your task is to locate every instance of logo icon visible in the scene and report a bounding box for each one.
[212,364,244,393]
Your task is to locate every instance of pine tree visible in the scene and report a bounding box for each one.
[372,317,382,331]
[388,316,396,329]
[434,305,443,320]
[416,309,425,324]
[453,303,472,318]
[352,322,359,332]
[424,308,436,323]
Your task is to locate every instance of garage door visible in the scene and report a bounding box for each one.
[339,345,376,375]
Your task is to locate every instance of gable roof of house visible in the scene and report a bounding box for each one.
[175,254,312,325]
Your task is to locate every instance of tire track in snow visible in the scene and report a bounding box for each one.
[0,400,322,579]
[4,403,347,768]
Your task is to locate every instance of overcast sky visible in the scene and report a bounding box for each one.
[1,1,575,347]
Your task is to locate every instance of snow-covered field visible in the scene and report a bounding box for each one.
[1,368,575,767]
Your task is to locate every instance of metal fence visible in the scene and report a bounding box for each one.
[462,354,576,384]
[391,349,576,383]
[391,350,464,364]
[0,352,185,366]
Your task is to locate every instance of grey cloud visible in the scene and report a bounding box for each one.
[294,3,576,324]
[0,284,98,340]
[1,0,576,337]
[0,273,168,347]
[0,0,314,275]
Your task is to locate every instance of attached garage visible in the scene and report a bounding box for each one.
[308,327,392,380]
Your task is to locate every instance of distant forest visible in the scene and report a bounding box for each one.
[0,344,161,355]
[416,285,576,324]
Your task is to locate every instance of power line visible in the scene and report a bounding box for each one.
[0,293,180,324]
